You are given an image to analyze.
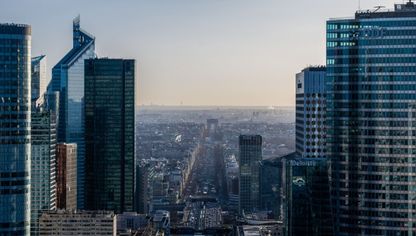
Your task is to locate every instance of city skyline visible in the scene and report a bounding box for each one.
[0,0,400,106]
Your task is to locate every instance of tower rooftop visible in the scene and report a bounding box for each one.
[356,1,416,19]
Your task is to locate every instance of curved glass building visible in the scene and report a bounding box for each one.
[50,16,95,209]
[0,24,31,235]
[327,2,416,235]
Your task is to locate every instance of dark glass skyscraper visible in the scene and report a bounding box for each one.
[284,155,333,236]
[260,157,282,219]
[239,135,262,214]
[84,58,135,213]
[327,2,416,234]
[50,16,95,209]
[0,23,31,235]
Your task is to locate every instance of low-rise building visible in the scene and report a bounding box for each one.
[39,210,115,235]
[115,212,149,235]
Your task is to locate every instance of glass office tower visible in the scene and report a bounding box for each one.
[50,16,95,209]
[84,58,135,213]
[295,67,327,158]
[30,99,57,236]
[0,23,31,235]
[284,155,333,236]
[239,135,262,214]
[327,2,416,235]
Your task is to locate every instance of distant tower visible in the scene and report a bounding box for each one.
[238,135,262,214]
[31,55,47,101]
[0,23,32,235]
[295,66,326,158]
[84,58,136,213]
[50,16,95,209]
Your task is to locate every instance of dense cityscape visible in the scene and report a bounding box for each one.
[2,0,416,236]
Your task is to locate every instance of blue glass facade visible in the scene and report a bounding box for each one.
[295,67,327,158]
[327,2,416,235]
[0,24,31,235]
[50,17,95,209]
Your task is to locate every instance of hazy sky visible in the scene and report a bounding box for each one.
[1,0,401,106]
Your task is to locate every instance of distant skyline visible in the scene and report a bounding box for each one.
[1,0,401,106]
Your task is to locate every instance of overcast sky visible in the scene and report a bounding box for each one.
[0,0,402,106]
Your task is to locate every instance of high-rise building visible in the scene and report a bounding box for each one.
[84,58,135,213]
[56,143,77,210]
[0,23,31,235]
[285,66,332,235]
[239,135,262,214]
[283,154,333,236]
[38,210,115,236]
[295,66,326,158]
[31,55,47,101]
[30,98,57,235]
[50,16,95,209]
[327,2,416,234]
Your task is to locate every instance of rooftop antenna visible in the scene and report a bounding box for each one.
[373,5,385,12]
[358,0,361,11]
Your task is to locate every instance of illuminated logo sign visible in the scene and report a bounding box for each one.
[293,177,306,187]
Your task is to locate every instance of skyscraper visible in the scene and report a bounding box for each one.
[30,98,57,235]
[84,58,135,213]
[31,55,47,102]
[238,135,262,214]
[56,143,77,210]
[284,66,332,235]
[0,23,31,236]
[327,2,416,234]
[50,16,95,209]
[295,66,326,158]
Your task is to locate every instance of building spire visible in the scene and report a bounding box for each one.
[73,15,81,48]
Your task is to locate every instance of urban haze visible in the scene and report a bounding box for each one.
[1,1,416,236]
